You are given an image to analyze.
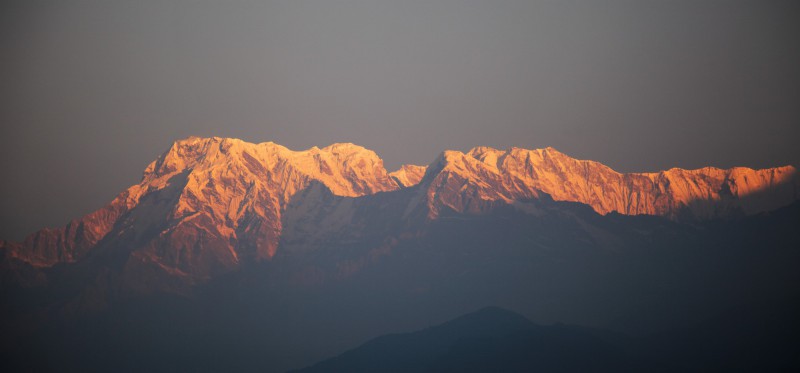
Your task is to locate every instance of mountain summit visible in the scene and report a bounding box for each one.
[2,137,797,277]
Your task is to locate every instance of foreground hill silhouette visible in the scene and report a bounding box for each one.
[298,302,800,372]
[1,137,798,372]
[295,307,640,372]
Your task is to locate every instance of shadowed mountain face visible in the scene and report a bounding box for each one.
[1,137,799,372]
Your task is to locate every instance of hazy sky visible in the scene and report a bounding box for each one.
[2,0,799,240]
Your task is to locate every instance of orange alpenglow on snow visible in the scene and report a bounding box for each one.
[389,164,428,188]
[423,146,798,219]
[2,137,797,274]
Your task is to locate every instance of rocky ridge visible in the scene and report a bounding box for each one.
[422,146,798,219]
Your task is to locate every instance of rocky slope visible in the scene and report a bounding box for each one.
[2,138,797,279]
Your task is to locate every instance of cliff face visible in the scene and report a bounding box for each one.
[2,138,797,279]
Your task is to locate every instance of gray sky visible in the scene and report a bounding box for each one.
[2,0,799,240]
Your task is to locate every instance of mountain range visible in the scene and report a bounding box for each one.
[1,137,798,372]
[2,137,797,279]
